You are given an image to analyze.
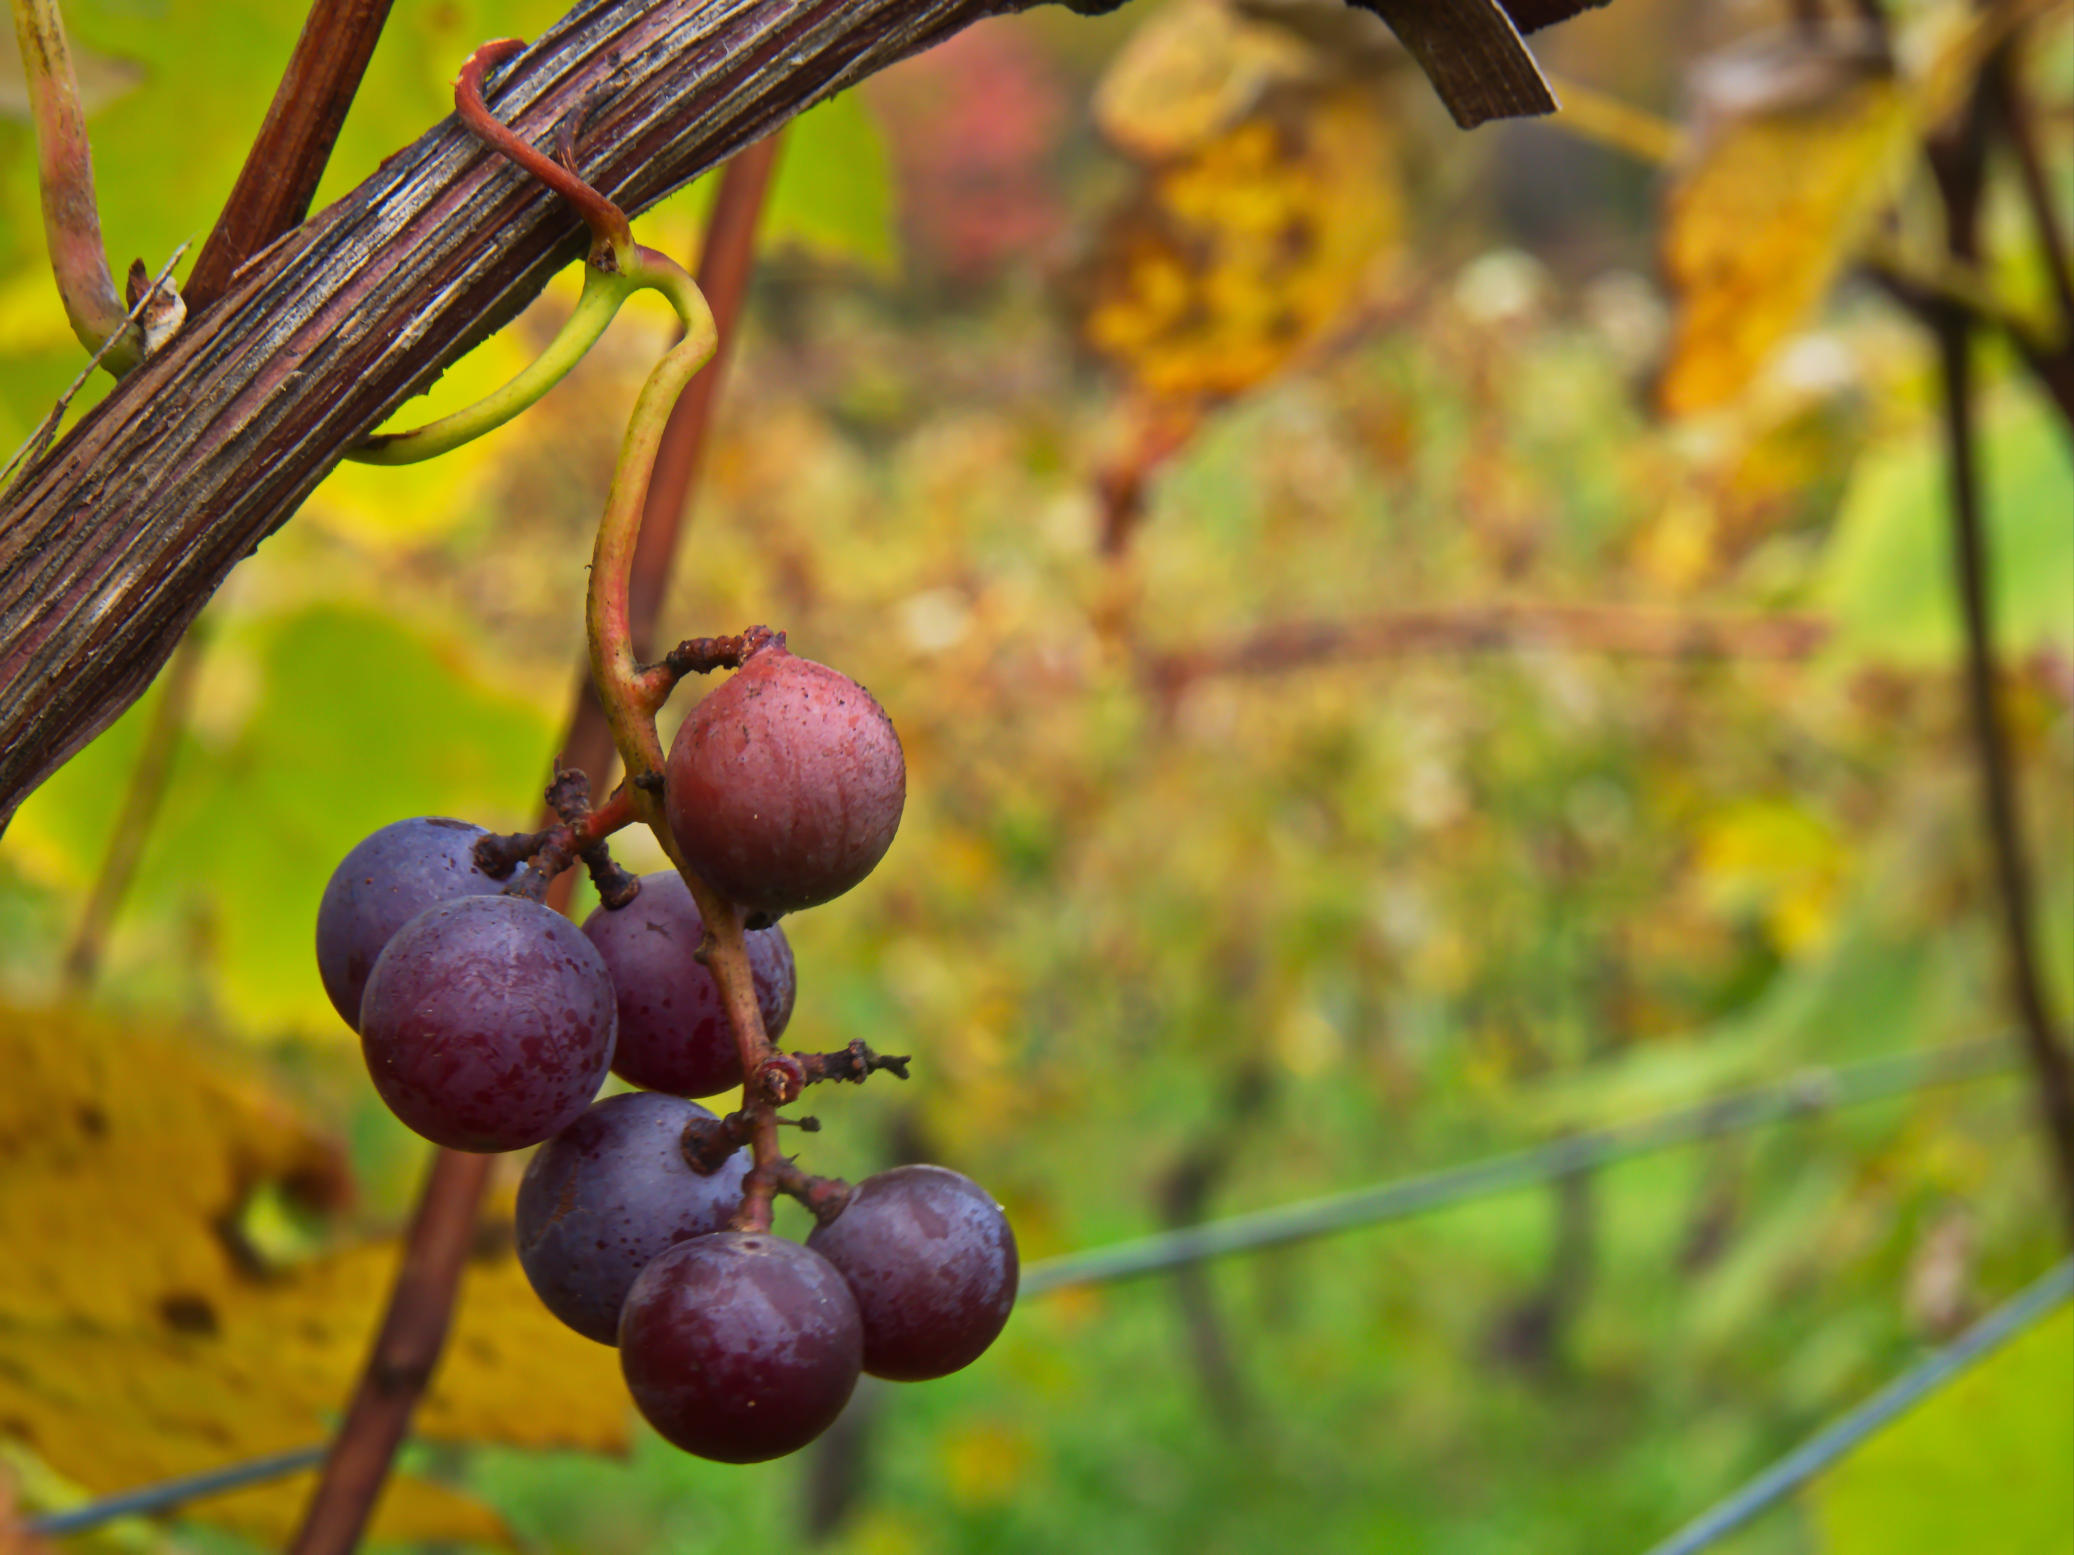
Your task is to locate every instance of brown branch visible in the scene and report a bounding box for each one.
[1145,603,1831,693]
[285,1147,492,1555]
[1927,58,2074,1244]
[60,621,206,990]
[0,1,1038,829]
[184,0,396,311]
[550,133,786,816]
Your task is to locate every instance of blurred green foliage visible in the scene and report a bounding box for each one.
[1815,1310,2074,1555]
[4,1,2073,1552]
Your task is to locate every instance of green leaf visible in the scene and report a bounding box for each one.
[644,90,899,273]
[1818,384,2074,666]
[1812,1307,2074,1555]
[5,605,553,1034]
[762,90,899,276]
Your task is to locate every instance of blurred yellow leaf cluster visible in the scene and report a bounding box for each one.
[1075,0,1402,407]
[1091,0,1318,160]
[0,1003,625,1545]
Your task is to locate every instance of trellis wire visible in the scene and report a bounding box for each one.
[20,1447,329,1538]
[17,1038,2019,1538]
[1641,1256,2074,1555]
[1021,1039,2011,1294]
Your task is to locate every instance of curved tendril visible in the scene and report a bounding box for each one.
[347,262,633,465]
[455,37,634,259]
[349,42,684,467]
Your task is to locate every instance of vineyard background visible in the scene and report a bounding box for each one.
[2,0,2071,1551]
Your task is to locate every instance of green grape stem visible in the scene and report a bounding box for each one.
[346,262,631,464]
[578,246,786,1231]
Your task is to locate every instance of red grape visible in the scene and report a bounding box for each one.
[807,1164,1017,1381]
[359,895,615,1151]
[315,817,503,1028]
[619,1232,862,1462]
[516,1091,750,1344]
[664,644,905,916]
[583,871,795,1097]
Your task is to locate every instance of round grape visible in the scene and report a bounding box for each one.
[515,1092,750,1344]
[583,871,795,1098]
[619,1232,861,1462]
[664,643,905,917]
[807,1164,1017,1381]
[315,817,504,1028]
[359,894,615,1152]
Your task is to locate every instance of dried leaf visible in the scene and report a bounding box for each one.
[0,1003,626,1546]
[1074,85,1400,405]
[1093,0,1319,160]
[1351,0,1555,127]
[1658,31,1916,417]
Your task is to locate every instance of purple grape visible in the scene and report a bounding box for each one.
[665,643,906,917]
[807,1164,1017,1381]
[619,1232,861,1462]
[358,895,616,1152]
[582,871,796,1098]
[515,1092,751,1345]
[316,817,504,1029]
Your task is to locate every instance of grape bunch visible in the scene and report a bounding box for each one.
[315,635,1016,1461]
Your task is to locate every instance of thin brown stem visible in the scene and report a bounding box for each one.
[8,0,142,370]
[794,1040,912,1088]
[184,0,397,311]
[285,1148,492,1555]
[1936,313,2074,1242]
[630,625,778,711]
[1145,602,1830,699]
[1930,50,2074,1243]
[60,623,206,990]
[474,779,638,878]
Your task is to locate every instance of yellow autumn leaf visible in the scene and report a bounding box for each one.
[0,1003,628,1546]
[1658,32,1916,418]
[1075,83,1400,405]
